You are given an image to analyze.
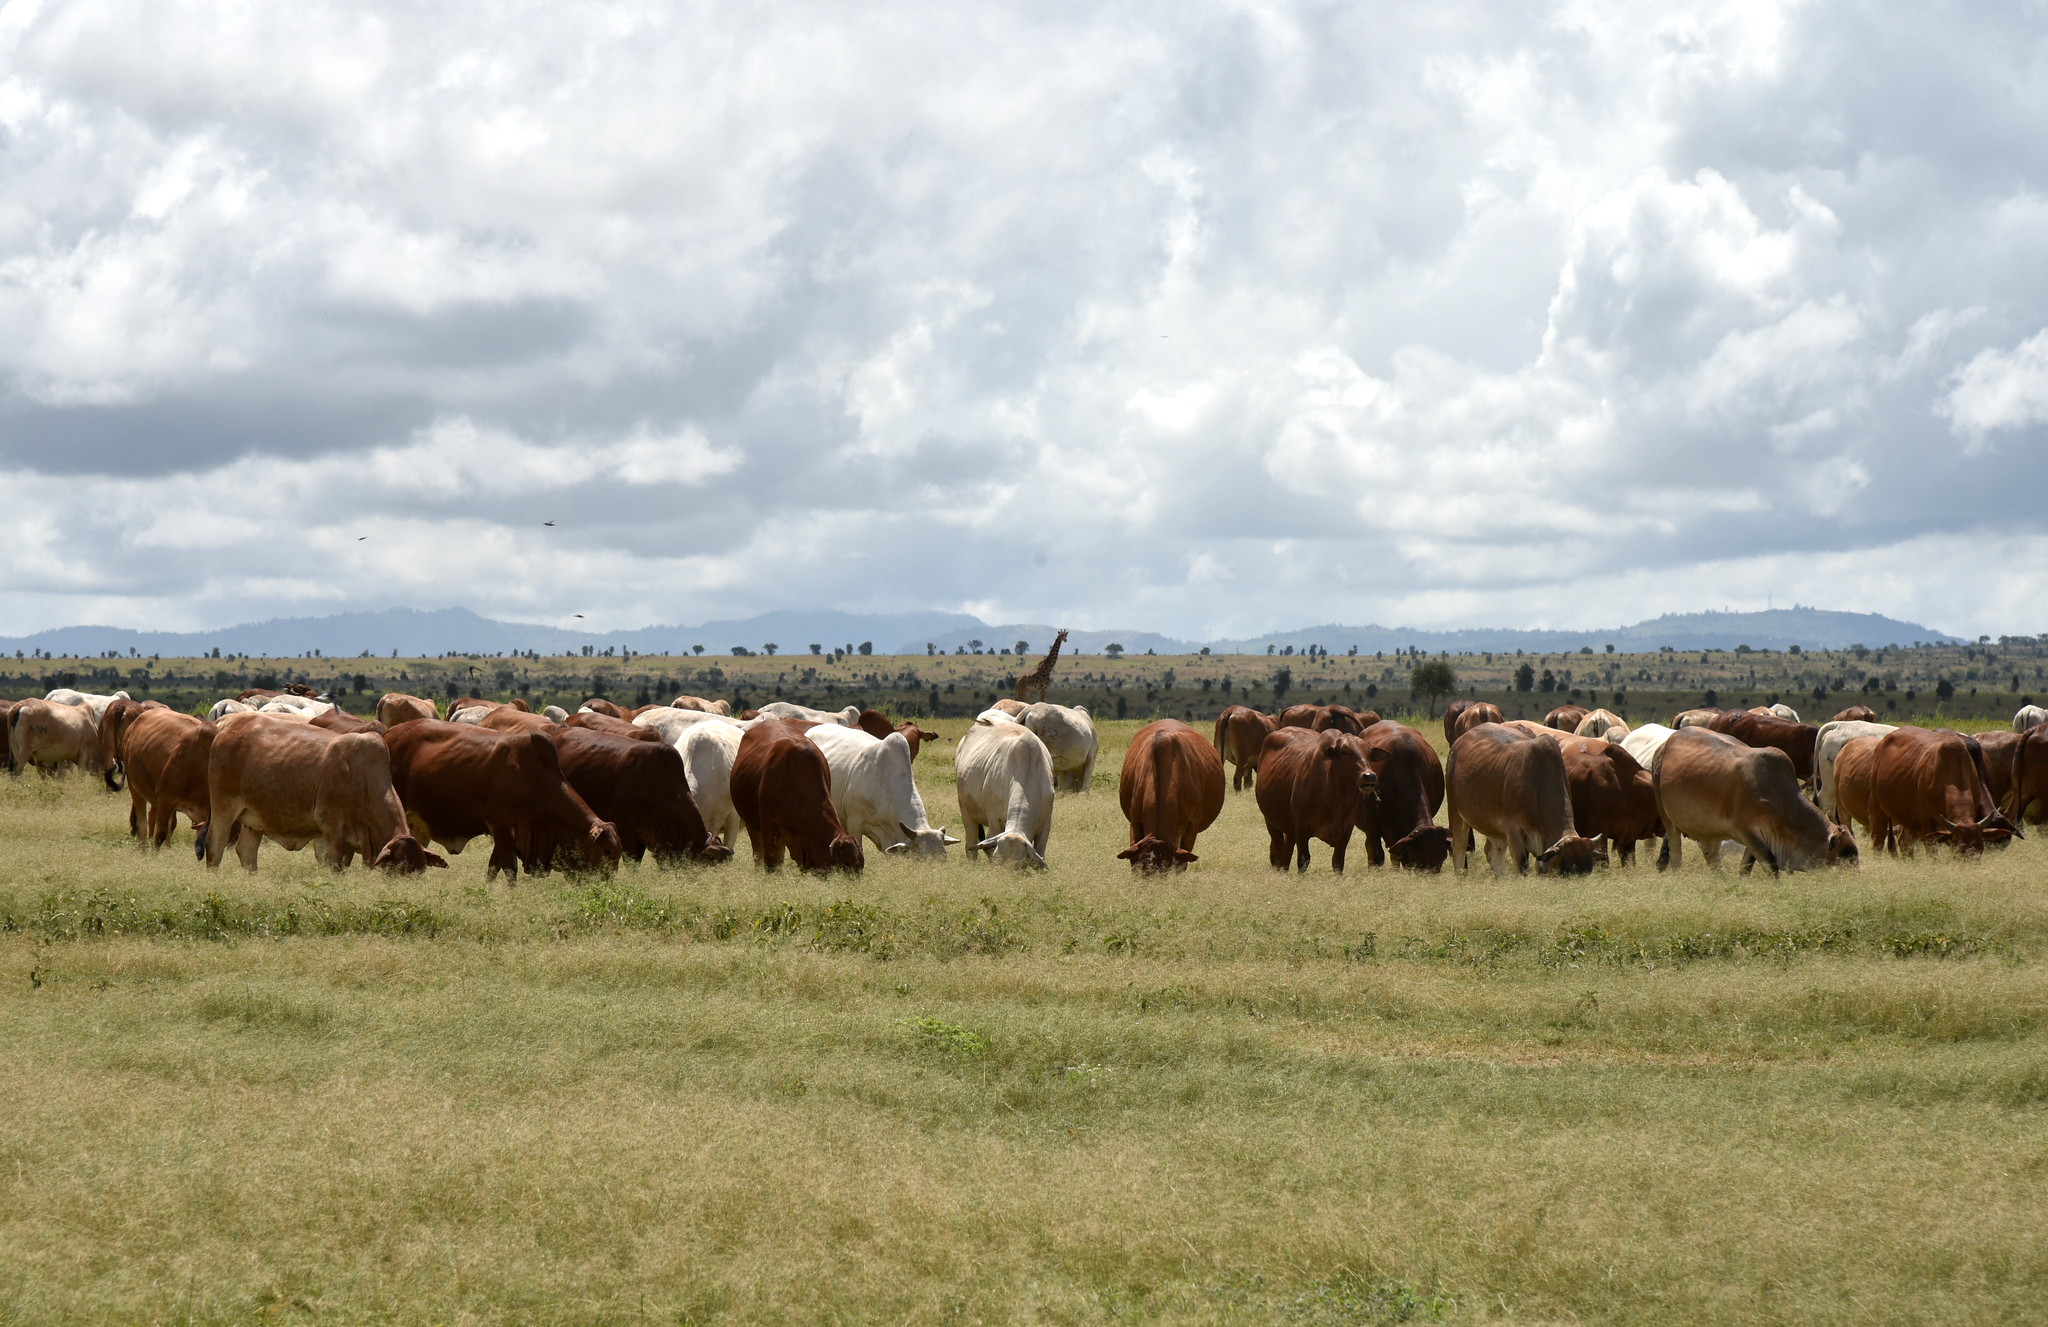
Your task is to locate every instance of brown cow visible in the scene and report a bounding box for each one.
[672,695,734,716]
[1673,707,1722,728]
[561,711,662,741]
[1557,736,1661,864]
[1973,731,2020,817]
[1833,735,1884,846]
[93,696,160,790]
[1652,726,1856,873]
[479,706,557,734]
[1254,727,1377,872]
[377,693,439,726]
[1830,704,1879,724]
[857,708,939,758]
[0,699,13,772]
[1213,705,1276,792]
[120,708,215,847]
[1277,703,1323,729]
[310,709,387,735]
[1355,720,1452,871]
[1544,704,1590,732]
[205,719,445,873]
[2005,725,2048,825]
[1117,718,1226,872]
[1313,704,1369,736]
[1444,700,1503,747]
[579,698,631,720]
[1446,723,1602,875]
[1705,710,1819,782]
[383,720,622,880]
[1869,727,2021,856]
[548,725,731,864]
[728,718,863,873]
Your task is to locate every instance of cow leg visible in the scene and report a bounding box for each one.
[1449,806,1468,872]
[1659,821,1679,871]
[1330,827,1351,875]
[234,828,263,872]
[486,835,520,882]
[1294,836,1311,873]
[1700,838,1723,869]
[1267,829,1290,871]
[1484,837,1509,877]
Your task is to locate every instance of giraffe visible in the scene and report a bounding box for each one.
[1014,630,1070,704]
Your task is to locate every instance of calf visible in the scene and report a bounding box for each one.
[384,720,622,881]
[548,724,730,864]
[1446,723,1602,875]
[1117,719,1225,872]
[1355,721,1452,871]
[1254,727,1376,872]
[206,719,445,873]
[954,717,1054,867]
[729,718,863,873]
[1652,726,1855,873]
[1213,705,1276,792]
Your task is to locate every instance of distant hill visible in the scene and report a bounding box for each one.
[0,604,1962,659]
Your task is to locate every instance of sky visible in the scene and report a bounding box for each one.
[3,0,2047,640]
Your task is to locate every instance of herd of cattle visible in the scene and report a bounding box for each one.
[1,683,2043,879]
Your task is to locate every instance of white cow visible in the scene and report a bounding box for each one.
[1813,719,1899,817]
[1020,702,1098,793]
[449,705,494,725]
[677,722,746,849]
[10,699,99,774]
[259,697,334,716]
[1573,708,1630,742]
[46,688,130,723]
[974,706,1022,726]
[541,705,571,722]
[2014,705,2048,733]
[1763,703,1801,723]
[1620,722,1678,771]
[633,705,743,745]
[803,724,957,856]
[209,699,258,720]
[955,717,1054,867]
[754,701,861,727]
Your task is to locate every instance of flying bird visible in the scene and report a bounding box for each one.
[544,520,556,527]
[574,613,585,618]
[357,536,368,541]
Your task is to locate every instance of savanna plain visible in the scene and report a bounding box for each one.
[2,717,2045,1325]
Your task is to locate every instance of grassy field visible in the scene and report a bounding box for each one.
[3,718,2046,1324]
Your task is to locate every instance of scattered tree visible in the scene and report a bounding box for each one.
[1105,643,1125,658]
[1515,662,1536,692]
[763,643,779,656]
[1015,639,1029,656]
[1410,659,1457,717]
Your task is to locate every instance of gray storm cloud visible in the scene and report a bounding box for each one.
[2,0,2045,638]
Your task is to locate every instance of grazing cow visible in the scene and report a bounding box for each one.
[383,721,622,880]
[671,695,734,716]
[1214,705,1277,792]
[1573,708,1629,742]
[1254,727,1376,872]
[1673,708,1722,728]
[1652,726,1856,873]
[548,725,730,864]
[1446,724,1602,875]
[1869,727,2021,856]
[1353,721,1451,871]
[954,717,1055,867]
[1557,736,1661,864]
[1544,704,1590,732]
[2014,704,2048,733]
[310,710,386,735]
[804,724,957,855]
[857,708,940,759]
[728,719,864,873]
[1117,719,1226,872]
[204,720,446,874]
[1444,701,1502,747]
[377,693,439,727]
[2005,725,2048,825]
[1020,702,1098,793]
[1973,731,2021,816]
[1813,720,1898,818]
[677,721,747,849]
[753,701,861,727]
[633,705,742,746]
[45,688,131,722]
[1705,710,1819,782]
[9,699,99,776]
[577,698,631,720]
[1829,704,1879,724]
[116,708,215,847]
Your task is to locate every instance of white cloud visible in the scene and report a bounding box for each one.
[1940,329,2048,447]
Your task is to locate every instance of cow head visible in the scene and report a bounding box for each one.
[1823,821,1860,866]
[883,821,960,857]
[976,831,1047,869]
[825,832,865,874]
[1535,834,1606,875]
[582,821,624,872]
[1118,834,1197,873]
[372,834,450,874]
[1389,824,1453,872]
[693,834,735,863]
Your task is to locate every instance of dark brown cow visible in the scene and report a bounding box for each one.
[857,708,939,758]
[1312,704,1368,736]
[1870,727,2021,856]
[1830,704,1879,724]
[548,725,731,864]
[1213,705,1276,792]
[1544,704,1590,732]
[1444,700,1503,747]
[1973,731,2020,818]
[1253,727,1377,872]
[383,720,622,880]
[205,719,445,873]
[1705,710,1819,781]
[121,709,214,847]
[2005,725,2048,825]
[1277,703,1323,729]
[1354,720,1452,871]
[728,718,863,873]
[310,709,387,735]
[1117,718,1226,872]
[1557,735,1661,864]
[579,698,631,720]
[1446,723,1602,875]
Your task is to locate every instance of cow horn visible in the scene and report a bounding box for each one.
[975,836,1002,851]
[940,829,961,845]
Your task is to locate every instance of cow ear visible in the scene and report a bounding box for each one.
[976,836,1002,851]
[885,842,910,854]
[1116,846,1140,860]
[1175,848,1199,862]
[1536,847,1558,862]
[425,850,449,869]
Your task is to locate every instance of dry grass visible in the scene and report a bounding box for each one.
[1,719,2045,1324]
